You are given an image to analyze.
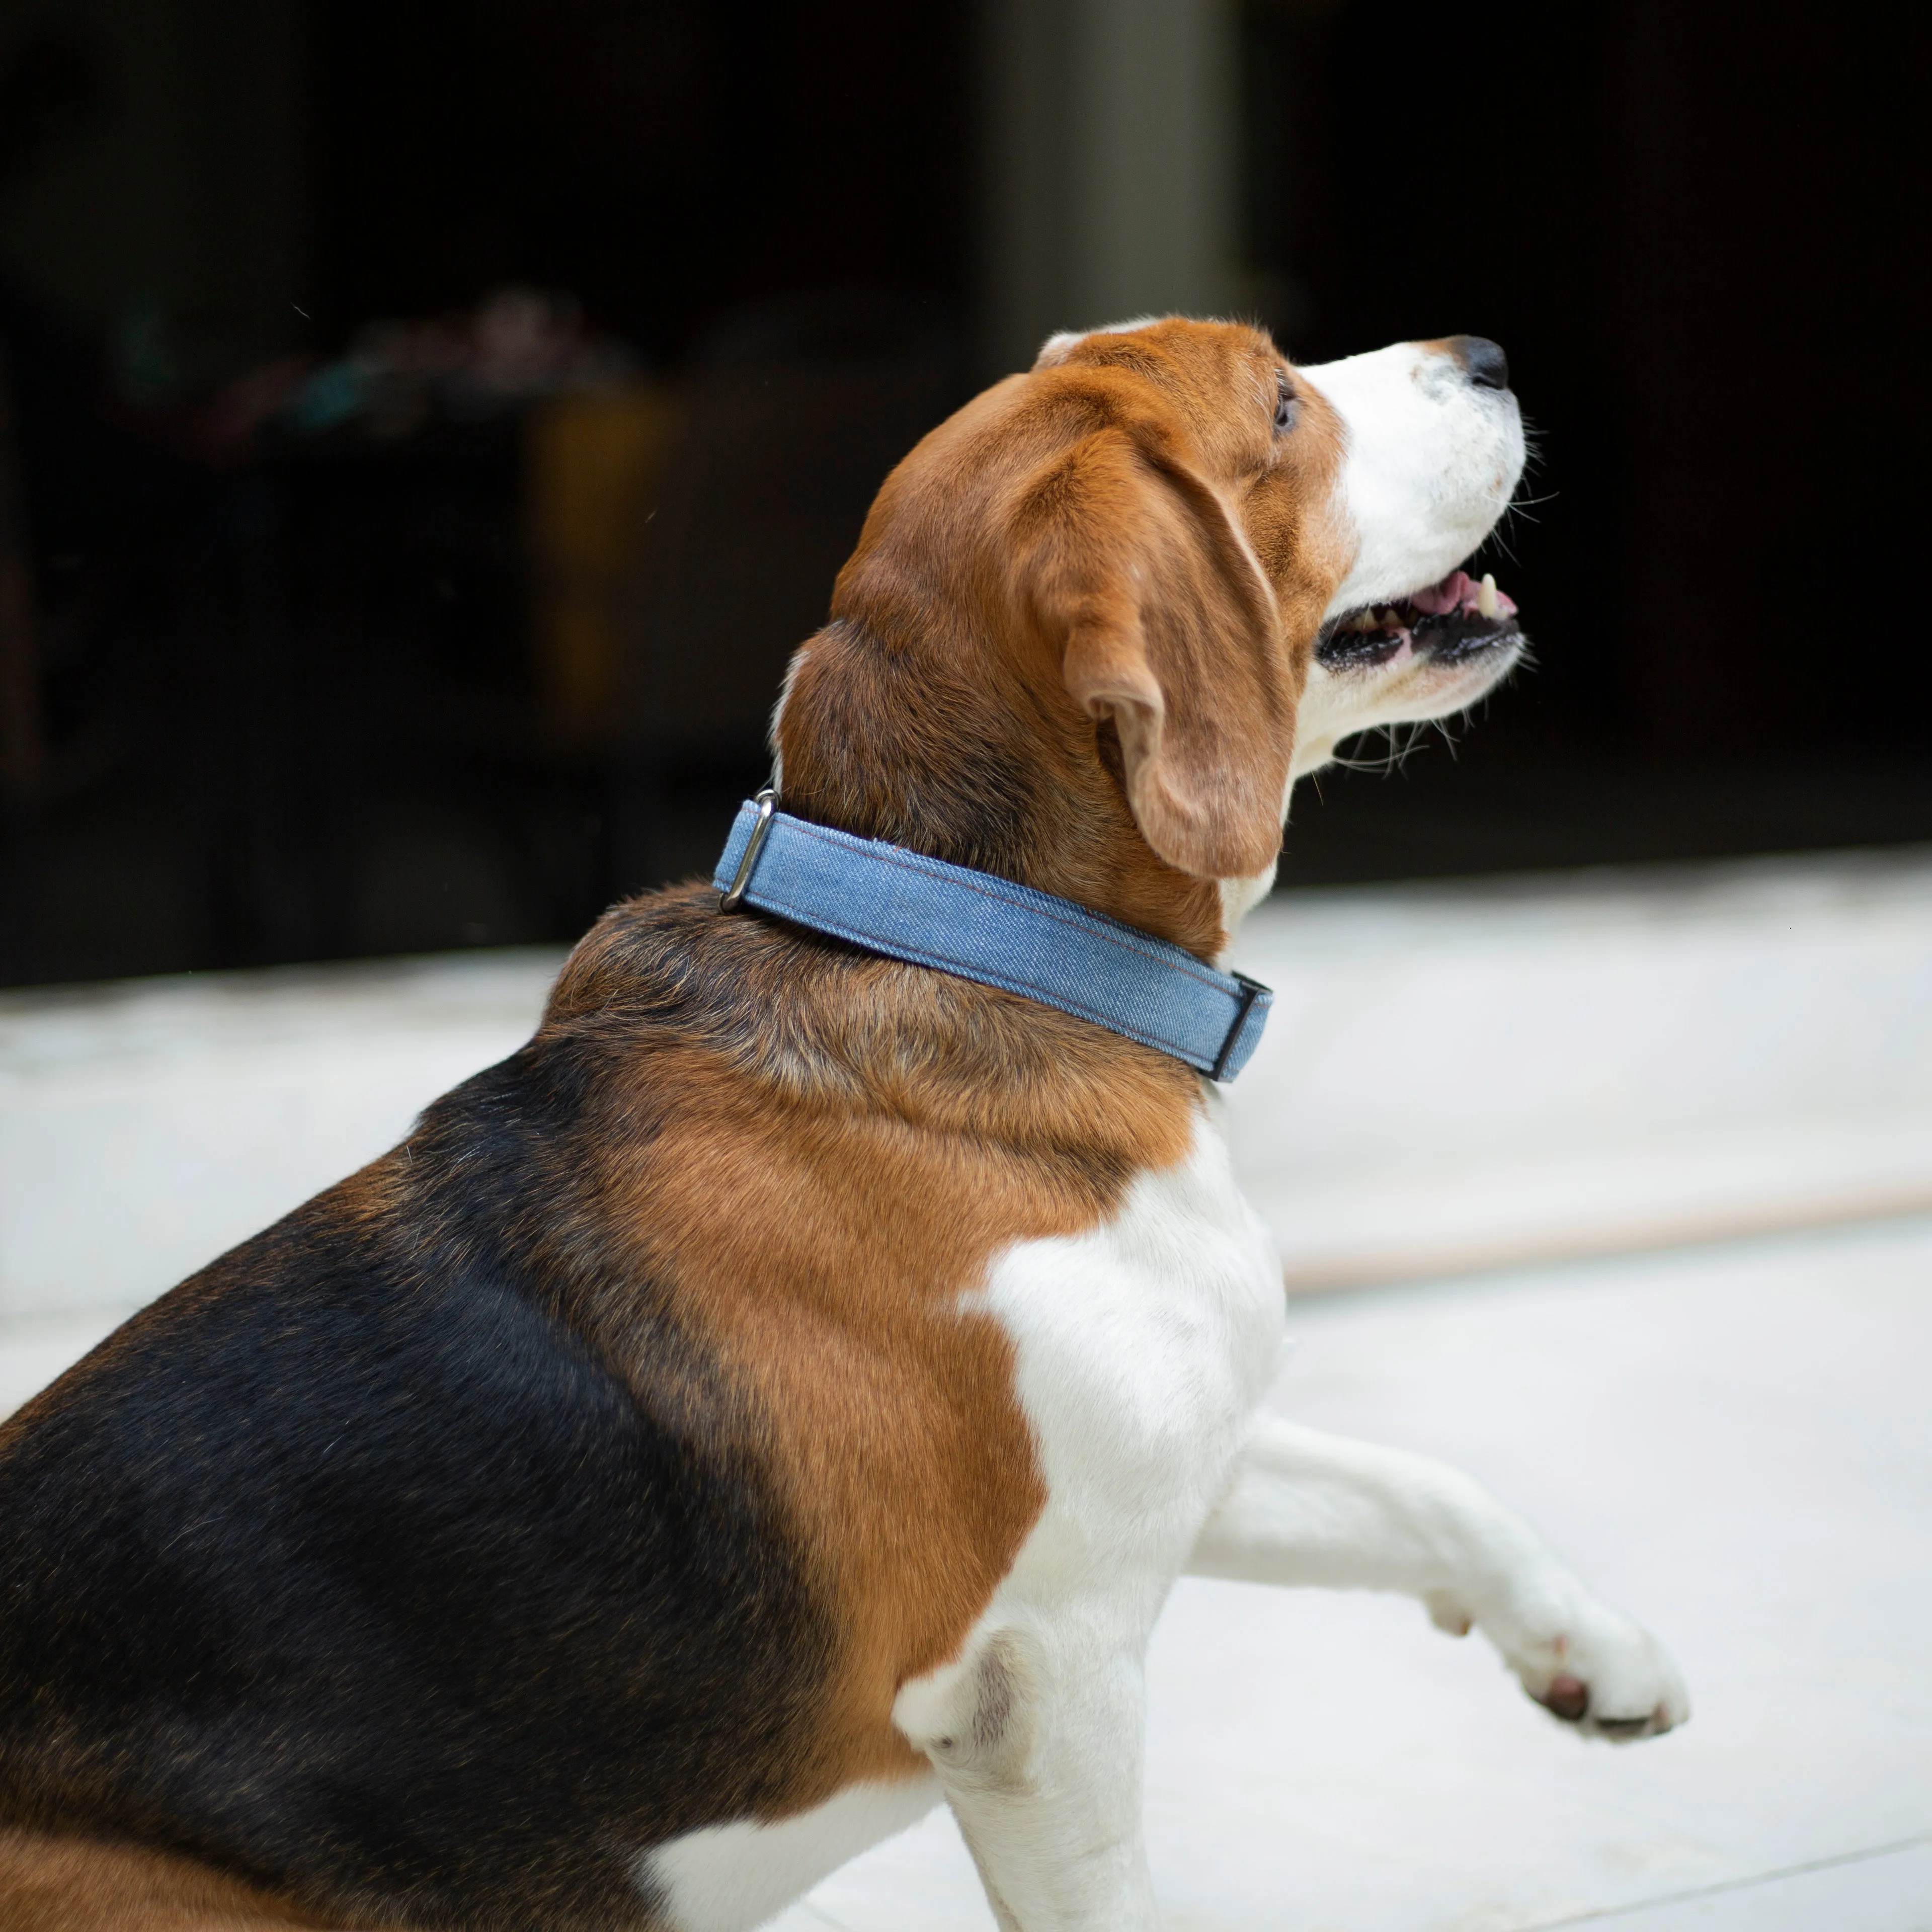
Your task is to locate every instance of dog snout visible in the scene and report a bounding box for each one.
[1445,335,1510,393]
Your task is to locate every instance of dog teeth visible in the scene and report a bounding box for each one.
[1478,573,1499,618]
[1378,608,1399,627]
[1350,610,1378,632]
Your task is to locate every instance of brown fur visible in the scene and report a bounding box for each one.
[0,320,1355,1928]
[0,1832,336,1932]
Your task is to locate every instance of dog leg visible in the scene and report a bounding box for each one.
[1186,1416,1689,1739]
[896,1627,1160,1932]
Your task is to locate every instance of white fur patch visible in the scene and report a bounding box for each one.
[1188,1416,1690,1739]
[892,1103,1285,1927]
[645,1775,940,1932]
[1273,341,1530,777]
[1034,315,1170,367]
[1302,341,1525,618]
[967,1100,1285,1581]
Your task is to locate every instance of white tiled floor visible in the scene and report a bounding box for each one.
[0,949,560,1325]
[3,852,1930,1929]
[1224,848,1932,1287]
[1562,1843,1932,1932]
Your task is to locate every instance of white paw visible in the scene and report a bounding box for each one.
[1494,1600,1690,1741]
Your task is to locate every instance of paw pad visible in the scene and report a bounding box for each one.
[1539,1673,1589,1722]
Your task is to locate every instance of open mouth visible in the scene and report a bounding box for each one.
[1316,568,1520,670]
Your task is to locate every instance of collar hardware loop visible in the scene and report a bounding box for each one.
[718,787,779,912]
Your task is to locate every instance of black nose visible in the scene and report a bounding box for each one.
[1450,336,1510,391]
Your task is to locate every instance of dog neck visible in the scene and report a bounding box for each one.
[775,615,1231,963]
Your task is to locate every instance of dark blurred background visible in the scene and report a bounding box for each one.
[0,0,1922,986]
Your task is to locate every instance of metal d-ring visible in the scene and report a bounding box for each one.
[719,787,779,911]
[1209,972,1266,1082]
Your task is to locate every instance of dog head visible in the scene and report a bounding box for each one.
[776,317,1524,951]
[1287,334,1526,783]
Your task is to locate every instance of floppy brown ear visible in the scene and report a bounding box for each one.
[1018,430,1294,879]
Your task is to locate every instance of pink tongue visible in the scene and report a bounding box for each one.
[1409,571,1472,616]
[1407,569,1517,618]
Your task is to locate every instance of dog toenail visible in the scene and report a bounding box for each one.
[1594,1714,1651,1737]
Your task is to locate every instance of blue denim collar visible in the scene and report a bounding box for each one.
[712,791,1271,1082]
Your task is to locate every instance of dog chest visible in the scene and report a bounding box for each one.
[973,1103,1287,1573]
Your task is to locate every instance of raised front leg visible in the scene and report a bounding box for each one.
[896,1625,1160,1932]
[1187,1416,1689,1739]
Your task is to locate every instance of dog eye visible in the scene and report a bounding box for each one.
[1273,376,1297,433]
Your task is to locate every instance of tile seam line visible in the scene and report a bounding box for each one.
[792,1904,851,1930]
[1513,1830,1932,1929]
[1278,1188,1932,1299]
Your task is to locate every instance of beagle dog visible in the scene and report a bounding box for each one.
[0,319,1686,1932]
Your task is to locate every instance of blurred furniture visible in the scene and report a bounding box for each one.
[525,383,680,745]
